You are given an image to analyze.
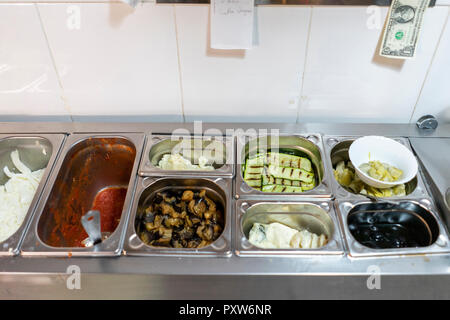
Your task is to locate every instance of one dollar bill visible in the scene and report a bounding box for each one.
[379,0,430,59]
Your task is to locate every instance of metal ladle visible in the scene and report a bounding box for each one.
[363,194,400,206]
[81,210,110,247]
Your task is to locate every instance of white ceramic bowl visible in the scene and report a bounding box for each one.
[349,136,418,189]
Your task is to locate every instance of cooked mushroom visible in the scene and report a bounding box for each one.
[188,199,195,215]
[198,240,210,248]
[159,227,172,238]
[151,238,171,247]
[204,197,216,212]
[143,210,155,223]
[163,194,176,204]
[172,239,183,248]
[161,202,176,215]
[187,239,201,248]
[204,211,212,220]
[138,188,224,249]
[178,226,195,240]
[193,199,207,217]
[181,190,194,202]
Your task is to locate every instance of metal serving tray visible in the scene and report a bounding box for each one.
[20,133,145,257]
[139,134,234,177]
[323,135,431,200]
[335,199,450,257]
[124,176,232,257]
[0,134,65,256]
[235,134,333,199]
[234,200,344,256]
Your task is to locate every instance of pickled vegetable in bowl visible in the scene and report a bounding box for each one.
[359,160,403,182]
[349,136,418,189]
[334,160,406,197]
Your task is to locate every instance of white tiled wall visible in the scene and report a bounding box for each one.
[412,8,450,123]
[176,5,310,122]
[299,6,448,123]
[0,2,449,123]
[0,4,69,120]
[37,2,183,121]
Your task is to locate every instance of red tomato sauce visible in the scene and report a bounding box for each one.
[92,187,127,234]
[48,186,127,247]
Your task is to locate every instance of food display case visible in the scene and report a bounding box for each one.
[0,122,449,299]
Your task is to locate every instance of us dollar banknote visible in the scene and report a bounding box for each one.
[379,0,430,59]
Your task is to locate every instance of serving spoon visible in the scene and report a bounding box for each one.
[81,210,110,247]
[363,194,400,206]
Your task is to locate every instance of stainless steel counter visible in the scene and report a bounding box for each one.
[410,138,450,232]
[0,122,449,299]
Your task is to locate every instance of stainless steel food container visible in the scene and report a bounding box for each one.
[324,136,431,200]
[20,133,145,257]
[139,134,234,177]
[0,134,66,256]
[235,134,332,199]
[234,200,344,256]
[335,199,450,257]
[124,177,232,257]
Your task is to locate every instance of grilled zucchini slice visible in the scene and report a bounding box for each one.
[267,164,314,184]
[262,173,302,187]
[261,185,303,193]
[267,153,312,172]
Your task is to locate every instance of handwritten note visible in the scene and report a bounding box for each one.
[210,0,255,50]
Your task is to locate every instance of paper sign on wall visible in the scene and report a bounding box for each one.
[210,0,255,50]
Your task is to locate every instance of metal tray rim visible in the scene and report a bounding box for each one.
[323,135,432,201]
[234,199,345,257]
[0,133,66,257]
[19,133,145,257]
[139,134,235,178]
[124,176,233,257]
[234,133,333,200]
[335,198,450,258]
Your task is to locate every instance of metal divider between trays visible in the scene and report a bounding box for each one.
[124,133,235,257]
[233,133,347,256]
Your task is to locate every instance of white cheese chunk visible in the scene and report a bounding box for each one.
[157,154,214,171]
[249,222,328,249]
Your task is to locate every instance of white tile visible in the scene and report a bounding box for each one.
[0,4,68,119]
[176,5,311,122]
[412,8,450,123]
[37,3,183,121]
[436,0,450,6]
[299,6,448,123]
